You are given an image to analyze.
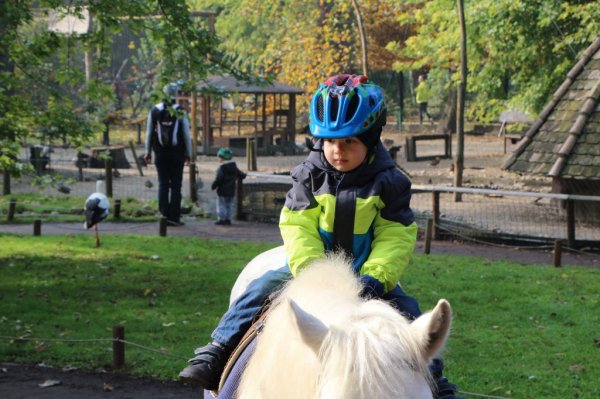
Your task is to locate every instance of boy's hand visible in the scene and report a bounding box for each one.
[358,274,385,299]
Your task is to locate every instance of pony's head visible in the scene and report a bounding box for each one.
[238,255,452,399]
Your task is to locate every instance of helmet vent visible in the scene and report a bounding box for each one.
[316,95,324,122]
[345,92,359,122]
[330,96,339,122]
[369,96,376,107]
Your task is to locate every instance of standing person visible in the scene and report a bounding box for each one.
[179,74,461,399]
[416,74,433,124]
[144,82,192,227]
[211,147,246,225]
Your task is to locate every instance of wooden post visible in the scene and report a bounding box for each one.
[246,138,257,171]
[189,163,198,202]
[136,123,142,145]
[159,217,167,237]
[432,191,440,240]
[553,240,562,268]
[105,159,113,198]
[236,177,244,221]
[33,220,42,236]
[112,325,125,369]
[114,199,121,219]
[7,199,16,221]
[76,152,84,181]
[566,200,575,248]
[3,170,10,195]
[129,140,144,177]
[424,218,433,255]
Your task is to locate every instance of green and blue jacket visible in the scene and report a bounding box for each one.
[279,141,418,293]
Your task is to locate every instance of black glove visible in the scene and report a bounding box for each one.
[358,274,385,299]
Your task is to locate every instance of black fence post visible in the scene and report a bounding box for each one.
[189,163,198,203]
[553,240,562,267]
[7,199,16,221]
[114,199,121,219]
[33,220,42,236]
[566,200,575,248]
[159,217,167,237]
[424,218,433,254]
[2,170,10,195]
[432,191,440,240]
[112,325,125,369]
[105,159,113,198]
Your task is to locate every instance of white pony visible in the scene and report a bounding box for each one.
[226,249,452,399]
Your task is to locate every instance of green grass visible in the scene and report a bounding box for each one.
[1,234,599,398]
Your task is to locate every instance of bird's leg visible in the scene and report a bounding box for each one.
[94,225,100,247]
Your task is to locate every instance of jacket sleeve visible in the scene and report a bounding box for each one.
[181,115,192,158]
[279,165,324,276]
[144,109,154,155]
[211,167,223,190]
[360,171,418,293]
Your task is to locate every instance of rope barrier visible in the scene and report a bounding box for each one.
[0,335,512,397]
[0,335,188,360]
[458,390,512,399]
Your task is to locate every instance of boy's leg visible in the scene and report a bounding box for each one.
[216,196,227,223]
[154,153,170,219]
[383,285,462,399]
[223,196,234,223]
[179,266,292,389]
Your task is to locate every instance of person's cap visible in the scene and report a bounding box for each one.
[163,83,179,100]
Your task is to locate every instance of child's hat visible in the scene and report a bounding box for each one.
[309,74,386,149]
[217,147,233,160]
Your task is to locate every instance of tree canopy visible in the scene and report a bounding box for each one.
[0,0,235,174]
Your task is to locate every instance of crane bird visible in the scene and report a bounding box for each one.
[84,181,110,247]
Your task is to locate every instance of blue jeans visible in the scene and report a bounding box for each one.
[217,196,234,221]
[211,265,422,347]
[154,152,184,222]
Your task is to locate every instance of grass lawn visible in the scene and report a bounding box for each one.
[0,234,599,398]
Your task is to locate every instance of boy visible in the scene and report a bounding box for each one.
[180,74,460,399]
[211,147,247,225]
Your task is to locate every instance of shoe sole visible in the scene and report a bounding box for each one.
[178,372,218,391]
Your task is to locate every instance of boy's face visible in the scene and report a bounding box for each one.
[323,137,368,172]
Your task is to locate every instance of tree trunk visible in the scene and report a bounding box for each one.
[351,0,368,76]
[454,0,467,202]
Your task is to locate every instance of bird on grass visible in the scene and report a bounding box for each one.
[84,181,110,247]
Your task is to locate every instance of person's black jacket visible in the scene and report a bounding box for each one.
[212,161,247,197]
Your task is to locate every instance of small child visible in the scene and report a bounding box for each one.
[211,147,246,225]
[181,75,460,398]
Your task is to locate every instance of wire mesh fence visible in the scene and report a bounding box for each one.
[2,147,599,251]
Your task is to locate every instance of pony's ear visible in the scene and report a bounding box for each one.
[410,299,452,361]
[288,299,329,353]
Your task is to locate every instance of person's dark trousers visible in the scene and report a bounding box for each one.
[155,151,184,223]
[419,102,432,124]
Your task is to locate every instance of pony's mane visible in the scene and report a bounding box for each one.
[238,255,434,399]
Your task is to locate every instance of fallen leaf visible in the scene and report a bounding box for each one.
[103,382,113,391]
[162,322,176,327]
[38,379,61,388]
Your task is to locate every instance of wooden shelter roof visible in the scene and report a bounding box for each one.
[502,35,600,180]
[195,74,305,95]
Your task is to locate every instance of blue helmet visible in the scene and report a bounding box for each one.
[309,74,386,147]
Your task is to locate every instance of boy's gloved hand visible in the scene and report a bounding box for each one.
[358,274,385,299]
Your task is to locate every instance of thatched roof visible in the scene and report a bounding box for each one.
[503,35,600,180]
[195,74,305,95]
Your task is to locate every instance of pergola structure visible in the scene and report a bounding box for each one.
[188,74,305,156]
